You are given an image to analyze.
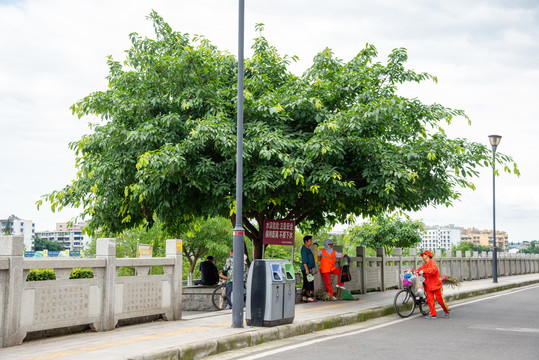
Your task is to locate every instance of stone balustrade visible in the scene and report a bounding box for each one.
[2,235,538,347]
[312,245,539,295]
[0,235,182,347]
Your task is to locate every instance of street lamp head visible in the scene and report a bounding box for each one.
[488,135,502,147]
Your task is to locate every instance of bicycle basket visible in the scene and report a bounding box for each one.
[400,272,416,288]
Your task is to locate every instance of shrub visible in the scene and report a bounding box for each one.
[70,268,94,279]
[26,269,56,281]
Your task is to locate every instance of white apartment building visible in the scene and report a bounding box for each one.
[1,215,35,249]
[418,224,462,251]
[35,222,90,251]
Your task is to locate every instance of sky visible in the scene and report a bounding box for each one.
[1,0,538,242]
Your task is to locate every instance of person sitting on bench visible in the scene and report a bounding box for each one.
[196,256,219,285]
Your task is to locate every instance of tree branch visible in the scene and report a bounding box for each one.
[242,215,259,240]
[294,199,326,225]
[284,193,306,220]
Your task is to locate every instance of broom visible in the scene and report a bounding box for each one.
[315,289,335,301]
[441,275,461,288]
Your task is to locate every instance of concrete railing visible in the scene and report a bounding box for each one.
[0,235,182,347]
[312,245,539,294]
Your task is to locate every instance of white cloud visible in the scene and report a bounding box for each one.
[1,0,537,241]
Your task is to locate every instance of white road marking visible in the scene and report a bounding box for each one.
[240,284,539,360]
[469,324,539,333]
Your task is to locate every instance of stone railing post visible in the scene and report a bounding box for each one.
[0,235,26,347]
[166,239,183,320]
[376,247,386,291]
[465,251,471,280]
[446,249,453,277]
[357,246,366,294]
[96,238,116,331]
[409,248,418,270]
[394,248,403,289]
[435,249,442,273]
[456,250,463,280]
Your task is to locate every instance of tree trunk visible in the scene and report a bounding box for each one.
[251,232,264,260]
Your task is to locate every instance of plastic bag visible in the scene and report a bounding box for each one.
[340,288,354,300]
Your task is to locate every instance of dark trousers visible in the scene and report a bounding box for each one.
[301,270,314,298]
[225,282,233,307]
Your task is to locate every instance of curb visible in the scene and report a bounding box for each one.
[129,279,539,360]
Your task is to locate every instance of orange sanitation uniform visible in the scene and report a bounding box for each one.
[416,259,450,316]
[320,249,343,296]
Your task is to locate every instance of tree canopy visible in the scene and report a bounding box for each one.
[452,241,492,255]
[346,214,426,254]
[33,237,64,251]
[180,216,233,277]
[39,12,518,259]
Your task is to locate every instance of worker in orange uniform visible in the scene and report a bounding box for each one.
[318,239,347,300]
[415,250,450,319]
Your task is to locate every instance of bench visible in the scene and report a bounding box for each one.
[182,285,220,311]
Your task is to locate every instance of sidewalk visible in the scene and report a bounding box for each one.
[2,273,538,360]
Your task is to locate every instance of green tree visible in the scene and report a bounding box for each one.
[452,241,492,255]
[3,215,14,235]
[33,237,64,251]
[518,241,539,254]
[180,216,233,279]
[346,214,426,254]
[39,12,518,260]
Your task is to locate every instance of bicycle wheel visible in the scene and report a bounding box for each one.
[394,289,416,318]
[418,297,430,316]
[212,285,227,310]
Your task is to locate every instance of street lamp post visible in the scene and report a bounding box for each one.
[232,0,245,328]
[489,135,502,283]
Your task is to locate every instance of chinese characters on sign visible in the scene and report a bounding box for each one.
[137,244,153,258]
[263,220,295,246]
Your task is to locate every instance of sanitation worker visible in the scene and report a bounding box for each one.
[318,239,347,300]
[415,250,451,319]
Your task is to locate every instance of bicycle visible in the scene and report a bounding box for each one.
[393,270,430,318]
[211,280,247,310]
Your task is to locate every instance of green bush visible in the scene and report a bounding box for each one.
[26,269,56,281]
[118,266,135,276]
[70,268,94,279]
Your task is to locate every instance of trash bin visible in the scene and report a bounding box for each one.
[246,259,295,326]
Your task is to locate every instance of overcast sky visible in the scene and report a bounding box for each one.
[1,0,538,242]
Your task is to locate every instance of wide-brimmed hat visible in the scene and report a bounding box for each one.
[420,250,434,258]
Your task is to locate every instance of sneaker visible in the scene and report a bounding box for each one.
[444,312,450,319]
[307,297,317,302]
[331,296,338,301]
[225,305,232,310]
[302,296,308,303]
[424,315,436,319]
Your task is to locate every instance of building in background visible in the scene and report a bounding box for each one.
[418,224,462,251]
[460,227,508,251]
[0,215,35,249]
[35,222,90,251]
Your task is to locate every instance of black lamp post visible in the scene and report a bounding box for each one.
[488,134,502,283]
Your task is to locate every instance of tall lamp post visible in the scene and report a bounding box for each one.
[488,135,502,283]
[232,0,245,328]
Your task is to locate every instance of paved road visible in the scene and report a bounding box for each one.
[211,284,539,360]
